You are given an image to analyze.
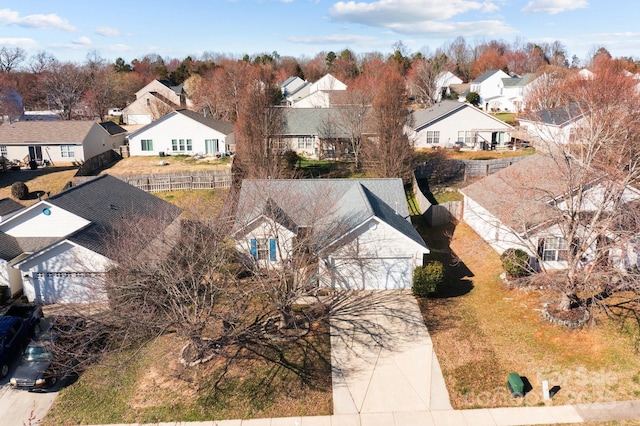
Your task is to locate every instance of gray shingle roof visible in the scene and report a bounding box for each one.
[0,198,24,217]
[45,175,182,255]
[175,109,234,135]
[520,103,583,127]
[282,107,373,137]
[0,120,95,144]
[99,121,127,136]
[236,179,427,250]
[411,101,467,130]
[461,154,570,233]
[472,70,502,83]
[0,232,22,260]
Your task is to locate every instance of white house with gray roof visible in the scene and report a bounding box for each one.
[278,107,374,159]
[467,70,538,112]
[122,79,192,125]
[407,101,513,149]
[0,175,182,304]
[289,74,347,108]
[461,154,640,271]
[0,120,126,166]
[518,103,586,147]
[234,179,429,290]
[127,109,234,157]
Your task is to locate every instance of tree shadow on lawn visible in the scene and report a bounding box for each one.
[0,166,78,188]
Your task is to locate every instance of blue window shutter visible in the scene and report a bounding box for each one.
[269,239,276,262]
[250,239,257,259]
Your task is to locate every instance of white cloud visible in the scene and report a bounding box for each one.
[327,0,514,38]
[286,34,378,45]
[0,8,76,31]
[96,26,123,37]
[522,0,588,14]
[389,19,516,37]
[329,0,487,25]
[71,36,92,46]
[0,37,38,49]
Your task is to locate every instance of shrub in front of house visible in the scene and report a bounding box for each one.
[501,248,530,279]
[11,181,29,200]
[413,261,445,297]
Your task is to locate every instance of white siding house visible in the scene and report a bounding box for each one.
[234,179,429,290]
[127,109,234,157]
[0,175,182,304]
[461,154,640,271]
[518,103,586,147]
[408,101,513,149]
[122,79,192,125]
[0,121,126,166]
[290,74,347,108]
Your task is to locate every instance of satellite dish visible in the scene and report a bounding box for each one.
[42,207,51,216]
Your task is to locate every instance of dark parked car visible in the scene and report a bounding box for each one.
[0,304,43,377]
[9,315,84,390]
[9,340,57,391]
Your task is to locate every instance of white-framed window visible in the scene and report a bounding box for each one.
[425,131,440,145]
[297,136,313,150]
[141,139,153,151]
[539,237,568,262]
[250,238,277,262]
[458,131,476,145]
[60,145,75,158]
[0,145,6,157]
[172,139,193,152]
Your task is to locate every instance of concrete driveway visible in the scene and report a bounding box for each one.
[0,380,57,425]
[330,290,452,416]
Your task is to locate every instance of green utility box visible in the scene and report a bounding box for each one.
[507,372,524,397]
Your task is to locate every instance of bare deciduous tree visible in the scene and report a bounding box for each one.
[503,59,640,320]
[233,66,287,179]
[42,61,87,120]
[0,47,26,73]
[362,66,414,182]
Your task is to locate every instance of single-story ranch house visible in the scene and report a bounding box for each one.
[460,154,640,271]
[0,120,127,166]
[127,109,234,157]
[408,101,513,150]
[234,178,429,290]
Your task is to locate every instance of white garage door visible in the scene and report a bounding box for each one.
[30,274,99,304]
[329,258,413,290]
[125,114,151,125]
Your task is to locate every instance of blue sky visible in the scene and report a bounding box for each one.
[1,0,639,65]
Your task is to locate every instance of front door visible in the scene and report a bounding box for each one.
[28,146,42,162]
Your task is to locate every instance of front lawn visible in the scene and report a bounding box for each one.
[416,221,640,409]
[42,323,332,425]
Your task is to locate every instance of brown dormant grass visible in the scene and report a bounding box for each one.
[99,155,231,176]
[418,222,640,409]
[0,167,78,207]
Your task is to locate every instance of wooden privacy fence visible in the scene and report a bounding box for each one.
[412,174,463,227]
[114,170,232,192]
[415,156,528,181]
[425,202,463,227]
